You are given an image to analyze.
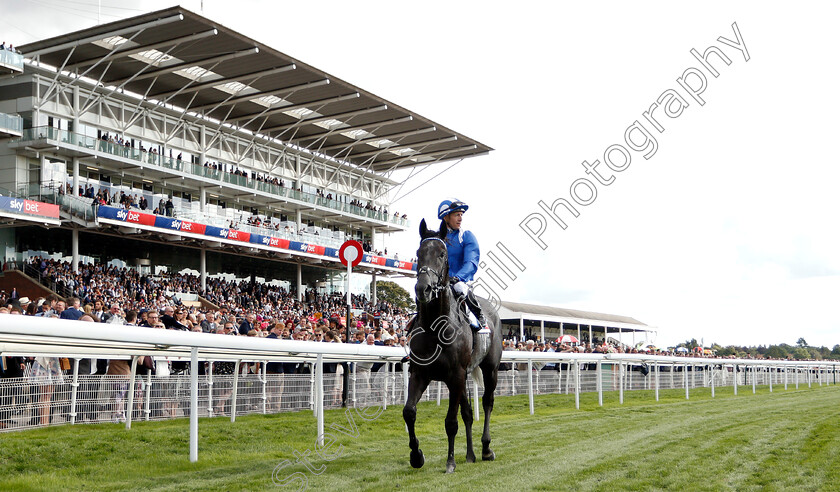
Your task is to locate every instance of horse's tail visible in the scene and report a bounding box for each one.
[471,367,484,390]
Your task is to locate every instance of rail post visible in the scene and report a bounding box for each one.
[189,348,199,463]
[126,356,139,430]
[69,359,80,425]
[527,359,534,415]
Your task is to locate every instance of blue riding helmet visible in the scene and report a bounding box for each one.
[437,199,469,219]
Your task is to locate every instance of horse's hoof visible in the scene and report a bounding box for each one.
[466,452,476,463]
[445,460,456,474]
[482,449,496,461]
[410,449,425,468]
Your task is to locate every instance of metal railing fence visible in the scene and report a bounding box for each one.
[1,314,837,462]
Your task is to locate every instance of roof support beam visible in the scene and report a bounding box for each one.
[371,144,478,168]
[266,105,387,134]
[190,79,329,112]
[291,115,414,152]
[228,92,360,124]
[105,47,259,86]
[348,136,458,159]
[65,29,219,70]
[22,14,185,58]
[149,64,296,98]
[317,126,435,151]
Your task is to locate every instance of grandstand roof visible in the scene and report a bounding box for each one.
[498,300,650,331]
[18,6,492,173]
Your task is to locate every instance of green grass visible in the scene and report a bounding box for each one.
[2,385,840,491]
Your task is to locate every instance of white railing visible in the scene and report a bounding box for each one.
[1,314,838,462]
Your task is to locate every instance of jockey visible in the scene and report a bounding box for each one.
[438,199,490,334]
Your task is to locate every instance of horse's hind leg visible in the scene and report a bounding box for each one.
[403,370,429,468]
[459,391,476,463]
[481,364,498,461]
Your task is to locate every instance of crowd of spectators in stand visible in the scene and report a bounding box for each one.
[90,132,408,223]
[0,256,414,426]
[5,257,412,346]
[4,256,738,365]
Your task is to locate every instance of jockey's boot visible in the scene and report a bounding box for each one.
[465,290,491,334]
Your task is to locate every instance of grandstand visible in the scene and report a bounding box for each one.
[498,300,656,348]
[0,6,492,299]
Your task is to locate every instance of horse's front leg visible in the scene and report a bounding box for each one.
[403,369,430,468]
[444,375,465,473]
[459,391,475,463]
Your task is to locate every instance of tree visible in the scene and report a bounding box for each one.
[374,281,413,310]
[716,346,736,357]
[683,338,699,349]
[792,347,810,360]
[765,345,787,359]
[797,337,808,348]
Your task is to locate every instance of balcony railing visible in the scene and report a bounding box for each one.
[10,182,378,256]
[14,127,410,229]
[9,182,99,222]
[0,49,24,72]
[0,112,23,136]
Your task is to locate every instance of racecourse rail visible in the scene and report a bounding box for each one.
[1,314,837,462]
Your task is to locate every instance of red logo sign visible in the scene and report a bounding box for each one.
[339,240,364,267]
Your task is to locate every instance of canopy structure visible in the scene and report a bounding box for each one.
[19,6,492,175]
[497,300,655,345]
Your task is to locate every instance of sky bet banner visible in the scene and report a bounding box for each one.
[97,205,416,272]
[0,196,60,222]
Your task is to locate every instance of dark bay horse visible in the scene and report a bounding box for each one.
[403,219,502,473]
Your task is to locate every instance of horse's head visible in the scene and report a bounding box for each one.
[415,218,449,305]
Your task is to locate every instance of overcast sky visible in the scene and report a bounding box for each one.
[4,1,839,349]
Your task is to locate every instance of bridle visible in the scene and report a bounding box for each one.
[417,237,448,299]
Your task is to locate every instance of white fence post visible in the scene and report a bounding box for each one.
[189,348,199,463]
[733,365,738,395]
[473,371,480,422]
[619,362,624,404]
[769,366,773,392]
[654,363,659,402]
[207,361,214,418]
[261,361,268,415]
[527,359,534,415]
[310,363,316,415]
[144,369,152,421]
[596,361,603,407]
[231,360,242,423]
[684,364,689,400]
[351,363,357,407]
[69,359,80,425]
[710,364,715,398]
[402,362,409,404]
[315,354,324,446]
[126,356,139,430]
[574,360,580,410]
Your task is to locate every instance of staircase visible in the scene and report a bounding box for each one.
[0,268,64,302]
